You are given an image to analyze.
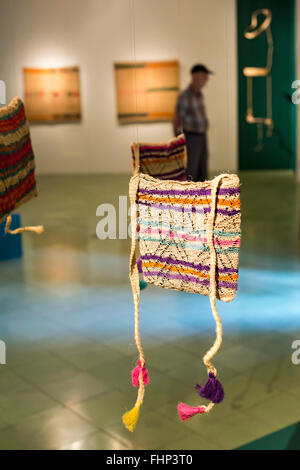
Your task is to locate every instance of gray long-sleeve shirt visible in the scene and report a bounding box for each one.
[175,84,208,134]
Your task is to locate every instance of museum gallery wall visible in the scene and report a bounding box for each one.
[0,0,237,174]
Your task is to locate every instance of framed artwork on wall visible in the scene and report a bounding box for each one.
[23,66,81,122]
[114,60,179,124]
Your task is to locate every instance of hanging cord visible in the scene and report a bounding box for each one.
[203,173,225,376]
[122,0,150,433]
[129,0,139,143]
[5,215,44,235]
[122,173,149,432]
[178,174,226,420]
[132,141,140,175]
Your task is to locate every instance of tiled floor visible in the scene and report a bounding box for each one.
[238,422,300,450]
[0,170,299,449]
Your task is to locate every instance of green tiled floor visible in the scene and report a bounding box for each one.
[0,170,299,449]
[237,422,300,450]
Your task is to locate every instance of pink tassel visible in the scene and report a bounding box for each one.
[131,365,142,386]
[177,402,206,421]
[131,359,149,387]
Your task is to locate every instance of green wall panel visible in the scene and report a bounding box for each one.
[238,0,296,170]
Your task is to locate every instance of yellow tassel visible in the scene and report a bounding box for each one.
[122,402,141,432]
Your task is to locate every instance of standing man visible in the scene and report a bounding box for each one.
[173,64,213,181]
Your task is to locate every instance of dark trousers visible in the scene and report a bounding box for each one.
[184,131,208,182]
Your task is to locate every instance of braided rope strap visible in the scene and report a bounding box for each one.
[122,174,148,432]
[5,215,44,235]
[178,174,227,420]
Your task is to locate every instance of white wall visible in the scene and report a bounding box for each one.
[0,0,237,174]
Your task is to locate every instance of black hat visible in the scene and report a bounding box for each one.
[190,64,214,75]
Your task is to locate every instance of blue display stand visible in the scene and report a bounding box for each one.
[0,214,23,261]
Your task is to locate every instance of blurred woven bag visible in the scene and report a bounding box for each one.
[0,97,43,235]
[131,133,187,180]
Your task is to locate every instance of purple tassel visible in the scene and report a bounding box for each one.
[136,257,143,274]
[195,372,224,404]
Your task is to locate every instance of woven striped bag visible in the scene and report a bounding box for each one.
[131,133,187,180]
[0,97,43,235]
[123,171,241,432]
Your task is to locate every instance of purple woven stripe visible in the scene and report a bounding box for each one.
[139,187,211,196]
[140,254,238,274]
[144,271,237,289]
[218,281,238,289]
[139,147,185,160]
[137,199,240,216]
[137,200,209,214]
[143,271,210,286]
[218,208,240,216]
[219,187,240,196]
[138,187,240,197]
[146,168,186,179]
[139,139,186,152]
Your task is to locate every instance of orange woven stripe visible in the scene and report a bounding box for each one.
[2,156,33,177]
[0,135,29,153]
[1,173,35,210]
[138,194,240,208]
[142,261,238,281]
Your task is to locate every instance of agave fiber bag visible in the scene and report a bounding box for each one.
[131,133,187,181]
[122,162,241,432]
[0,97,43,235]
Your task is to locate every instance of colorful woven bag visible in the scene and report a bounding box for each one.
[123,171,241,432]
[131,133,187,180]
[0,97,43,235]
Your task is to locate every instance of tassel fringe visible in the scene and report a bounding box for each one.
[195,372,224,403]
[122,402,141,432]
[139,280,148,291]
[131,359,149,387]
[177,402,206,421]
